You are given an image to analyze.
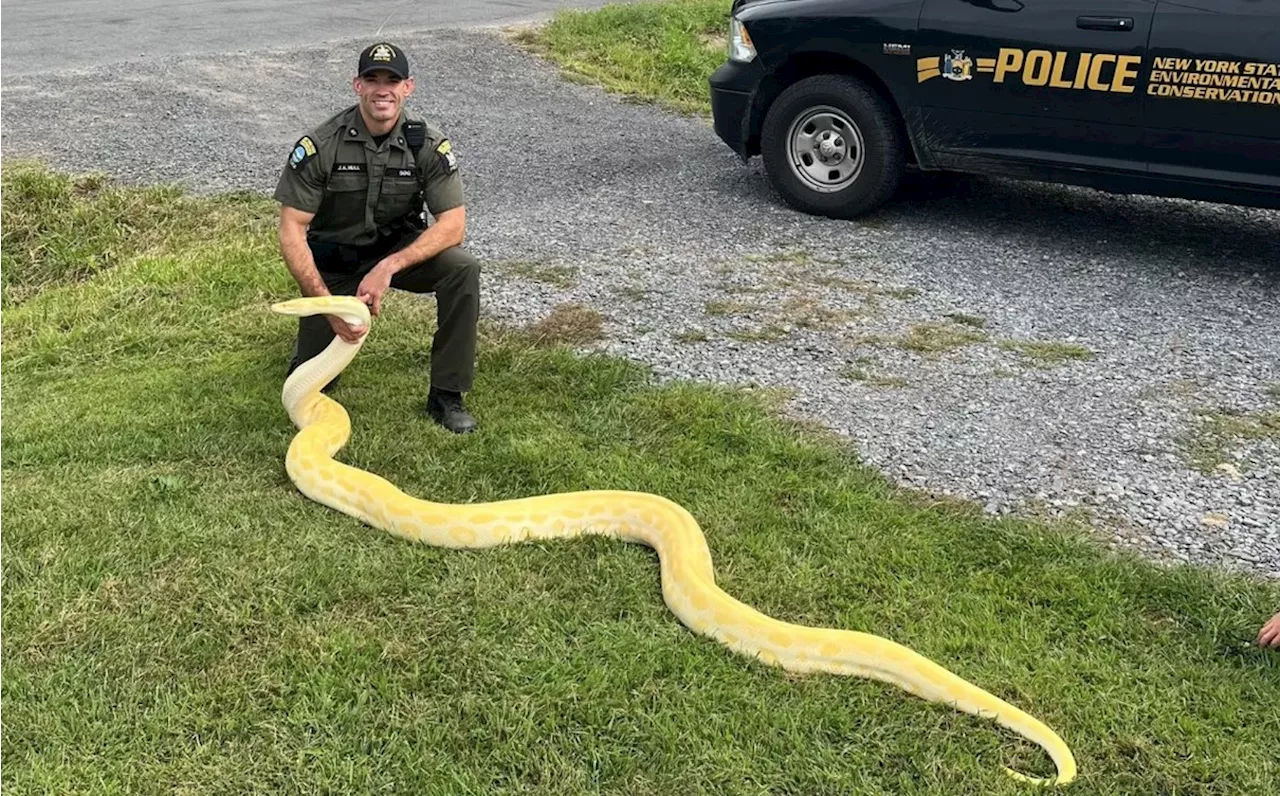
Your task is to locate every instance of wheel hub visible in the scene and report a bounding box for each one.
[785,105,865,194]
[817,134,843,161]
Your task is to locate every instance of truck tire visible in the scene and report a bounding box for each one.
[760,74,905,219]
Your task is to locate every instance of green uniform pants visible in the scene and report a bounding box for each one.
[290,243,480,393]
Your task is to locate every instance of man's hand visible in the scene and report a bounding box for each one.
[357,264,394,316]
[329,315,368,344]
[1259,611,1280,648]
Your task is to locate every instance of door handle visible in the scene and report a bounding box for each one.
[1077,16,1134,31]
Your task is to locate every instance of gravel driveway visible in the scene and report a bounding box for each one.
[3,28,1277,578]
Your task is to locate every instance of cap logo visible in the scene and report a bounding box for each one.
[371,44,395,62]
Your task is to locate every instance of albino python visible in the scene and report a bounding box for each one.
[272,295,1077,787]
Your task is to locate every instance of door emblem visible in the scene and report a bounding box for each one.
[942,50,974,81]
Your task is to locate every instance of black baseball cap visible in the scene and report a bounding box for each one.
[358,42,410,79]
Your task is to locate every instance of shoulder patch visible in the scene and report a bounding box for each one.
[289,136,318,170]
[436,139,458,173]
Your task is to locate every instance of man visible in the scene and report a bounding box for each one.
[274,41,480,433]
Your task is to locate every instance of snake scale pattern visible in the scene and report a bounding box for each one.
[272,295,1077,786]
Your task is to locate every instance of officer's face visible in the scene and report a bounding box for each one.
[353,71,415,125]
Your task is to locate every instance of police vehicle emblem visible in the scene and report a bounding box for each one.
[942,50,973,81]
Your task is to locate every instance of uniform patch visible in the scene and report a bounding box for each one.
[333,163,367,173]
[436,139,458,172]
[289,136,317,170]
[393,168,417,178]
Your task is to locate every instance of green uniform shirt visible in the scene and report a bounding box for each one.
[273,105,464,247]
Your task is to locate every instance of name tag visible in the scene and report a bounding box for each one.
[333,163,366,173]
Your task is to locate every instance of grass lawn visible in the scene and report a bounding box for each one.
[509,0,727,115]
[3,153,1279,795]
[7,3,1280,783]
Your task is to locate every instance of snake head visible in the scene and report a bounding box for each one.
[271,295,371,329]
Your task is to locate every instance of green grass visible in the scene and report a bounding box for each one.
[899,321,988,356]
[511,0,728,115]
[841,368,909,388]
[999,340,1095,365]
[500,259,580,289]
[1178,407,1280,475]
[0,160,270,306]
[4,162,1280,793]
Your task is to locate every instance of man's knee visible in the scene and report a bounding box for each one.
[439,247,481,290]
[389,247,480,295]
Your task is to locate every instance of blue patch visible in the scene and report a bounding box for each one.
[288,136,318,170]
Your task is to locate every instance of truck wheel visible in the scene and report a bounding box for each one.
[760,74,905,219]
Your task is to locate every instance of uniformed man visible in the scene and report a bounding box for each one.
[274,42,480,433]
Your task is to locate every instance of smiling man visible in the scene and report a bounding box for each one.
[274,42,480,433]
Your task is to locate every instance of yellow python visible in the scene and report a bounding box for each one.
[272,295,1077,787]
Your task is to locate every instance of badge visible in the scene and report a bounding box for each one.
[436,139,458,172]
[289,136,317,170]
[942,50,973,82]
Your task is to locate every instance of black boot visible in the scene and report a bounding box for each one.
[426,387,477,434]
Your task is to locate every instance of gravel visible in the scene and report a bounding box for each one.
[3,28,1277,578]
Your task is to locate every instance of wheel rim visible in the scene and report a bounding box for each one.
[786,105,865,193]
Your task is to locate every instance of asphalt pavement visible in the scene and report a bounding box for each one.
[0,0,631,74]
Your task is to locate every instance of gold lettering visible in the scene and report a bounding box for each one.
[1073,53,1093,88]
[1049,51,1075,88]
[1112,55,1141,93]
[994,48,1023,83]
[1087,54,1116,91]
[1024,49,1053,86]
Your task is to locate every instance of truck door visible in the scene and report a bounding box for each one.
[915,0,1156,171]
[1142,0,1280,194]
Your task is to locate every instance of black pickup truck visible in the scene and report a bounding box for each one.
[709,0,1280,218]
